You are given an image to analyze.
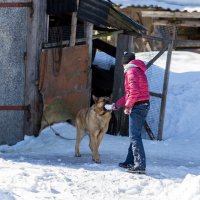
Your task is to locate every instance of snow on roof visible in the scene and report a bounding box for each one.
[112,0,200,12]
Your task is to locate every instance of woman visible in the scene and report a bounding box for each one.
[113,52,150,174]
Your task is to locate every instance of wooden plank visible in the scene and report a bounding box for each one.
[176,40,200,48]
[70,0,79,47]
[153,19,200,27]
[24,0,46,136]
[141,11,200,19]
[85,22,93,107]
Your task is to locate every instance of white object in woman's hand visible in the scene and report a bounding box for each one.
[104,104,113,110]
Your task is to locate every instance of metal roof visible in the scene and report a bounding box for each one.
[77,0,147,34]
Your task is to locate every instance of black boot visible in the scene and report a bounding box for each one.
[118,162,132,169]
[127,166,146,174]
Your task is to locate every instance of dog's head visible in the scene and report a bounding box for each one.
[92,95,111,113]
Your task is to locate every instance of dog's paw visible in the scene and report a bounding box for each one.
[92,158,101,164]
[95,160,101,164]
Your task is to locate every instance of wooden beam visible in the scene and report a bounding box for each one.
[85,22,94,107]
[150,91,162,98]
[93,30,123,39]
[93,39,116,57]
[146,43,169,68]
[141,11,200,19]
[85,22,94,63]
[176,40,200,48]
[144,121,155,140]
[157,26,176,141]
[112,34,134,135]
[153,19,200,27]
[43,30,123,49]
[70,0,79,47]
[24,0,46,136]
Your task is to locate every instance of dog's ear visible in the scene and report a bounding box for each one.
[92,95,98,102]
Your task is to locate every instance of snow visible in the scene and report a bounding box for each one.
[93,51,115,70]
[0,51,200,200]
[112,0,200,12]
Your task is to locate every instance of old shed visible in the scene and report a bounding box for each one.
[0,0,146,145]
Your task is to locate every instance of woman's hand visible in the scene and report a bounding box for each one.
[124,107,132,115]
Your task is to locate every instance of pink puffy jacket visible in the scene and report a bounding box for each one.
[116,59,149,108]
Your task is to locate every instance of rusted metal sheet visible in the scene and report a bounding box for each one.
[0,2,32,7]
[39,44,90,126]
[0,106,29,110]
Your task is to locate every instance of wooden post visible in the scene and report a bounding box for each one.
[24,0,46,136]
[146,43,169,68]
[85,21,94,106]
[70,0,79,47]
[157,26,176,140]
[112,34,134,135]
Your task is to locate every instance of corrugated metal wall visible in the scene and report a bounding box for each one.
[0,0,31,145]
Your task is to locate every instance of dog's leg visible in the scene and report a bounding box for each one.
[97,131,105,149]
[89,135,93,153]
[75,128,84,157]
[90,131,101,163]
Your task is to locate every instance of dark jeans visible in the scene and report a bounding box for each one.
[124,103,150,170]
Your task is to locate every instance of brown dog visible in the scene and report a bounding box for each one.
[75,95,112,163]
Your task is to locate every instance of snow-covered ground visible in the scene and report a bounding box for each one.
[0,51,200,200]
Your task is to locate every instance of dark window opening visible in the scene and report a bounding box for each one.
[48,15,85,45]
